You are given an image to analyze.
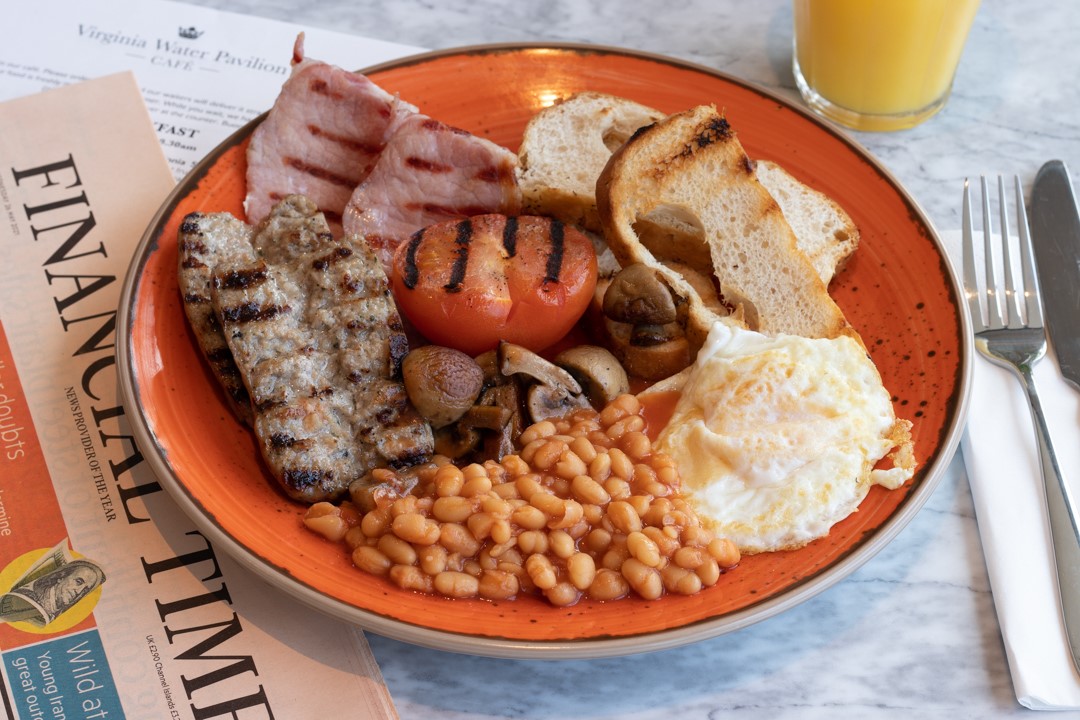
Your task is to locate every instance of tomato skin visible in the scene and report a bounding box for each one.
[390,214,597,356]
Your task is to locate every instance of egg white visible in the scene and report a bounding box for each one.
[654,322,914,554]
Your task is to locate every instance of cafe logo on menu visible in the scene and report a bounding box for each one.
[75,24,288,75]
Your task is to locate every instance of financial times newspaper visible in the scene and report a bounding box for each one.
[0,1,426,717]
[0,67,399,720]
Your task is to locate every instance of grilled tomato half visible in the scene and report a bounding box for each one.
[390,214,597,355]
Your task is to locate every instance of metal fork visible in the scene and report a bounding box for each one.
[963,175,1080,671]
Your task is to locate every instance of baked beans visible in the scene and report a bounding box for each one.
[303,393,740,605]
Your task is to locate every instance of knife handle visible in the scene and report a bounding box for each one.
[1019,365,1080,673]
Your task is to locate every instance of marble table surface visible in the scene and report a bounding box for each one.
[181,0,1080,717]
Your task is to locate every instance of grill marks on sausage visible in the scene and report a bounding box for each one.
[219,301,288,324]
[177,211,259,425]
[189,195,432,502]
[271,432,312,451]
[284,468,335,492]
[388,332,409,376]
[312,246,353,270]
[216,265,268,290]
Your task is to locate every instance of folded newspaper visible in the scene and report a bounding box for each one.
[0,66,398,720]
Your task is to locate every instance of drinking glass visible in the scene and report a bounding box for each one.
[792,0,980,132]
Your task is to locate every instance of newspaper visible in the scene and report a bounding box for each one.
[0,68,401,720]
[0,1,432,716]
[1,0,423,178]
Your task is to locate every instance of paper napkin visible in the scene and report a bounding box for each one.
[940,229,1080,710]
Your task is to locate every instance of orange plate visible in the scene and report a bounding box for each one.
[117,44,972,659]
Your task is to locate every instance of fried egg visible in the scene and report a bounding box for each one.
[654,322,915,554]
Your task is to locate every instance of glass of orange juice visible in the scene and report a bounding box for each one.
[792,0,981,132]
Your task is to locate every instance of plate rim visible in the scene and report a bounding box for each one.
[116,41,974,660]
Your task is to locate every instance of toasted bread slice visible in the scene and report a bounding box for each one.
[596,105,858,343]
[754,159,859,284]
[517,92,665,233]
[517,92,859,286]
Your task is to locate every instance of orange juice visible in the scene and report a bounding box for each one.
[793,0,980,131]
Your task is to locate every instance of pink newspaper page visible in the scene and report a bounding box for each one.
[0,72,398,720]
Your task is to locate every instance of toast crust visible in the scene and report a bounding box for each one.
[517,92,860,285]
[596,105,859,348]
[754,159,859,284]
[517,92,666,233]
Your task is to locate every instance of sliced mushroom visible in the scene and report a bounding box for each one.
[526,383,591,422]
[434,383,523,463]
[402,345,484,428]
[481,422,515,461]
[473,348,501,386]
[498,342,590,423]
[459,403,516,461]
[433,424,483,459]
[554,345,630,407]
[477,382,522,451]
[498,342,582,395]
[459,403,514,431]
[602,263,678,325]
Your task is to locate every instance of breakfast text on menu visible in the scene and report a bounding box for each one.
[0,1,427,718]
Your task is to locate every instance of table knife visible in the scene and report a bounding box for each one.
[1029,160,1080,392]
[1029,159,1080,677]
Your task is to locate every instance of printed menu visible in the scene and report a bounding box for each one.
[1,0,422,178]
[0,68,401,720]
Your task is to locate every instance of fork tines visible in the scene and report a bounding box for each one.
[961,175,1044,334]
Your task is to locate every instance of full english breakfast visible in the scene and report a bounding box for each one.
[177,38,916,605]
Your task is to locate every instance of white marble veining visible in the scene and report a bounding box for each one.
[175,0,1080,716]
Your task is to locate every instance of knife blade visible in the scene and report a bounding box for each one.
[1029,160,1080,392]
[1029,161,1080,677]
